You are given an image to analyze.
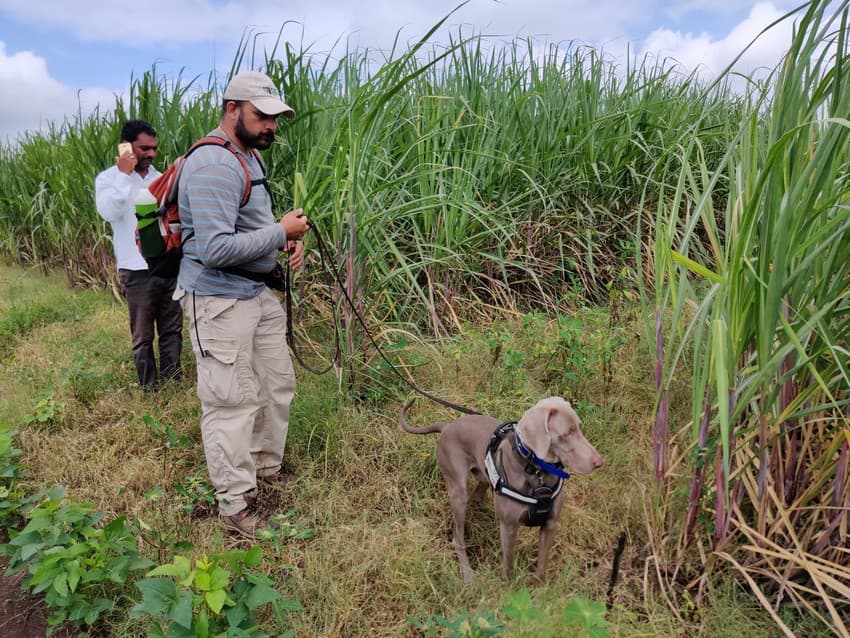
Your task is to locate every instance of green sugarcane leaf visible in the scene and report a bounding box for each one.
[671,250,724,284]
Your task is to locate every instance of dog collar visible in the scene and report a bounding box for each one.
[514,431,571,480]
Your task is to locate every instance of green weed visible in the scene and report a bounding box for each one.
[0,487,154,633]
[131,548,302,637]
[22,392,60,427]
[174,471,216,518]
[408,590,610,638]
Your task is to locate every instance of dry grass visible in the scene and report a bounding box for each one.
[0,264,821,637]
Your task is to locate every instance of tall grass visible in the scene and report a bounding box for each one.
[0,4,846,635]
[0,19,740,326]
[647,1,850,634]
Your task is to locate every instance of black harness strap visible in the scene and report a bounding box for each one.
[483,421,566,527]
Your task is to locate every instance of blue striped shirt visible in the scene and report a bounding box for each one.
[176,129,287,298]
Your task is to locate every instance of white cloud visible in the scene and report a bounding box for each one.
[0,44,68,141]
[0,1,808,142]
[0,0,650,51]
[0,41,121,143]
[639,2,792,83]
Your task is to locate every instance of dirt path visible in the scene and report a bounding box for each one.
[0,562,74,637]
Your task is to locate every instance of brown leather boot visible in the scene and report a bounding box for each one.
[221,508,274,539]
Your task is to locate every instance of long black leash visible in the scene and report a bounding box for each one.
[284,218,479,416]
[281,256,339,376]
[606,531,627,610]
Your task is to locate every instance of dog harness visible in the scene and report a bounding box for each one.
[483,421,570,527]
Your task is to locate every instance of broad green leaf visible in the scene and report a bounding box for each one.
[167,621,197,638]
[128,556,157,572]
[131,578,178,618]
[195,606,209,638]
[171,590,194,630]
[52,572,68,597]
[205,588,228,614]
[245,583,281,608]
[67,564,80,592]
[244,545,262,568]
[563,596,608,629]
[195,570,212,591]
[244,572,274,586]
[208,566,230,591]
[276,598,304,612]
[502,588,543,623]
[225,603,248,629]
[148,555,192,580]
[85,598,113,625]
[8,530,42,547]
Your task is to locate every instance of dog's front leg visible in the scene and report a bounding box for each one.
[499,520,519,580]
[534,520,559,583]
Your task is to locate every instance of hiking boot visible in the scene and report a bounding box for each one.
[221,508,274,539]
[259,466,298,486]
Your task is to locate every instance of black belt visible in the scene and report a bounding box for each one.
[218,264,285,292]
[219,266,268,282]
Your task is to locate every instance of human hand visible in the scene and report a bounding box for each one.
[280,208,309,241]
[286,240,305,269]
[116,148,136,175]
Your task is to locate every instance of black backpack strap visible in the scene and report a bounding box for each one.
[249,148,274,208]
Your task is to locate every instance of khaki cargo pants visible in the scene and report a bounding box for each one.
[180,287,296,516]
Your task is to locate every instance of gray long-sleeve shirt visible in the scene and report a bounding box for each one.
[176,129,286,299]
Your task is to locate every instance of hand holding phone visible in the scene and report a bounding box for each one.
[116,142,136,174]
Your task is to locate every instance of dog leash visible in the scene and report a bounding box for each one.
[281,259,340,376]
[606,531,627,610]
[285,218,479,416]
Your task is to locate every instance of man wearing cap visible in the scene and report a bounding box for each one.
[173,70,310,538]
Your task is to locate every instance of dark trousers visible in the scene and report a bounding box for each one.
[119,269,183,388]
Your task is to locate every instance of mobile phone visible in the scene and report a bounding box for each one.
[118,142,133,156]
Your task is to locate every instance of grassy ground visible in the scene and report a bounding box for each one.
[0,263,824,637]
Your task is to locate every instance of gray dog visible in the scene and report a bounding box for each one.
[400,396,603,582]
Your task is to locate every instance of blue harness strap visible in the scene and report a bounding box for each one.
[515,432,571,480]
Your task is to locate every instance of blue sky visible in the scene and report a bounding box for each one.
[0,0,802,142]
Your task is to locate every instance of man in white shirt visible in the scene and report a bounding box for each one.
[95,120,183,389]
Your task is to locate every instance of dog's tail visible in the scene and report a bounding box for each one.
[399,398,449,435]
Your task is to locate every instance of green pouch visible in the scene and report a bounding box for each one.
[135,208,166,259]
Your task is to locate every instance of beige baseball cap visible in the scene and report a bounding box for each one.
[223,71,295,118]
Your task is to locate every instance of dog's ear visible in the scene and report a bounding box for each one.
[516,403,553,458]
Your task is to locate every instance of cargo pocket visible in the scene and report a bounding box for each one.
[192,296,260,406]
[197,339,244,406]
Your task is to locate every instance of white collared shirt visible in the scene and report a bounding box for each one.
[94,165,161,271]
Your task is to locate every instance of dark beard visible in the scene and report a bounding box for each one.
[235,113,275,150]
